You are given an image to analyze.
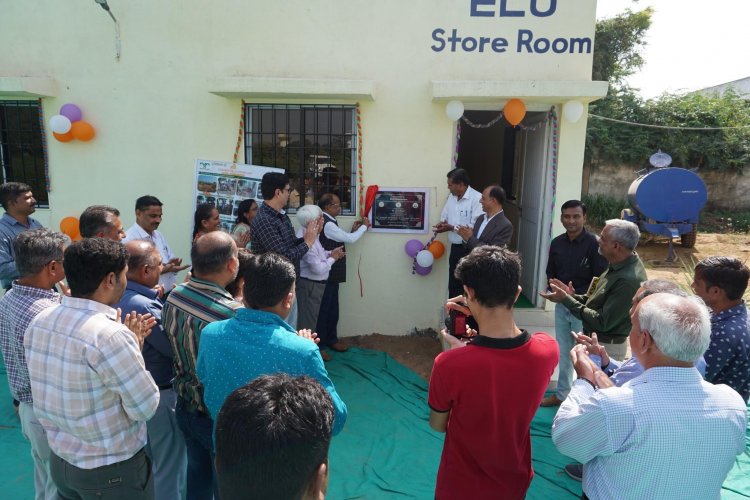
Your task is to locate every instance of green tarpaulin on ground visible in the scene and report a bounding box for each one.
[1,348,748,499]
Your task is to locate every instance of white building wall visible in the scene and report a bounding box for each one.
[1,0,601,335]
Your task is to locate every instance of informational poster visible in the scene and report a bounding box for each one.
[194,159,284,233]
[369,187,430,234]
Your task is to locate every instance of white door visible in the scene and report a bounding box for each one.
[516,117,552,306]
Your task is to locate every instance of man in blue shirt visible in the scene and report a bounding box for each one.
[0,182,43,289]
[197,252,347,434]
[691,256,750,401]
[116,240,186,500]
[553,293,746,500]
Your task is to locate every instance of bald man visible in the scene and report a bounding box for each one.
[115,240,186,500]
[162,231,241,500]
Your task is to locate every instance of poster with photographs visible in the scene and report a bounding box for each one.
[194,159,284,234]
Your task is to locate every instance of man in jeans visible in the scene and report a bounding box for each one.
[0,228,66,499]
[541,219,647,362]
[162,231,241,500]
[25,237,159,499]
[539,200,606,407]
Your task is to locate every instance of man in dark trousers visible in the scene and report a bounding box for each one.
[539,199,607,407]
[316,193,370,360]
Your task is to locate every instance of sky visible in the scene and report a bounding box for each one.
[596,0,750,98]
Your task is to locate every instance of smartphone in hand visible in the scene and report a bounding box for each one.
[448,309,468,338]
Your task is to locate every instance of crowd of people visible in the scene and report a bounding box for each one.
[0,175,748,500]
[0,176,365,499]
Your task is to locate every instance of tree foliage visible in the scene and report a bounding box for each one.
[592,8,653,85]
[586,8,750,172]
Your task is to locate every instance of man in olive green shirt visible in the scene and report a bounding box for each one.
[541,219,647,361]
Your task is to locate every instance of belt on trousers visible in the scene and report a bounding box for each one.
[596,334,628,344]
[300,277,327,284]
[158,383,173,391]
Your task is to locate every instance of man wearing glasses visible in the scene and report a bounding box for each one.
[251,172,320,329]
[541,219,646,362]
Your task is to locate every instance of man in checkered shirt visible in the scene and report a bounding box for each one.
[0,228,66,499]
[552,293,746,500]
[250,172,320,329]
[25,237,159,499]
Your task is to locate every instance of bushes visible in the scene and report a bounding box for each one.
[582,195,627,228]
[586,90,750,173]
[581,194,750,234]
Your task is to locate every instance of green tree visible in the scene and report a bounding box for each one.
[592,8,653,85]
[586,8,750,172]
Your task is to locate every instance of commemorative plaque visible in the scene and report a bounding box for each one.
[369,188,430,234]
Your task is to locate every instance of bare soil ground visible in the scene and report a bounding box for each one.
[347,232,750,380]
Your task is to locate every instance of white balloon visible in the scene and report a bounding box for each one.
[416,249,435,267]
[562,100,584,123]
[445,100,465,121]
[49,114,72,134]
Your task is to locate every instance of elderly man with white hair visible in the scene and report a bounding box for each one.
[552,293,747,500]
[542,219,647,361]
[295,205,345,361]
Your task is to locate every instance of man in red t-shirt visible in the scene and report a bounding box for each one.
[428,246,558,500]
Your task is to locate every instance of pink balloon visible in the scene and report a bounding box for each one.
[405,239,424,258]
[414,263,432,276]
[60,103,82,122]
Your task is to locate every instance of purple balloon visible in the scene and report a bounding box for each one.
[405,239,424,258]
[414,263,432,276]
[60,103,82,122]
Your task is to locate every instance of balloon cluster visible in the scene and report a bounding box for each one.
[49,104,95,142]
[404,238,445,276]
[59,216,81,241]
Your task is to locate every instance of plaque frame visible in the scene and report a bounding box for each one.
[368,187,430,234]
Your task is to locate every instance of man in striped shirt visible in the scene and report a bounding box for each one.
[25,237,159,499]
[162,231,241,500]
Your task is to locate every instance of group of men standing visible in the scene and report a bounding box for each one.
[426,175,749,499]
[0,177,355,499]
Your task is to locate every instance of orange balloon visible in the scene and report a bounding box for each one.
[60,216,80,239]
[70,121,95,141]
[427,240,445,259]
[504,98,526,126]
[53,131,74,142]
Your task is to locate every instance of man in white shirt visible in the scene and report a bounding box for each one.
[433,168,484,298]
[124,195,188,291]
[316,193,369,359]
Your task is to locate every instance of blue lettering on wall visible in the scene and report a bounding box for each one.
[517,29,592,53]
[432,28,509,53]
[530,0,557,17]
[499,0,524,17]
[470,0,494,17]
[469,0,557,17]
[436,2,589,55]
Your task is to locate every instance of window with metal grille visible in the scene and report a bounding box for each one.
[0,100,49,207]
[245,104,357,214]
